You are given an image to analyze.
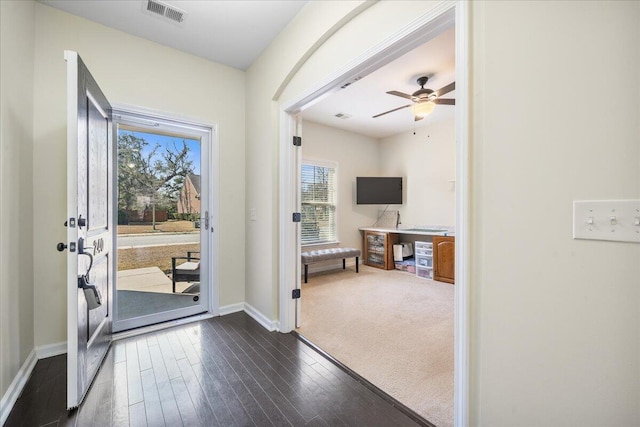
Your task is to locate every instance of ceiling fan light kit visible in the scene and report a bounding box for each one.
[413,101,436,118]
[373,76,455,121]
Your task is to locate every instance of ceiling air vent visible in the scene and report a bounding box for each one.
[145,0,186,23]
[340,76,363,89]
[334,113,352,119]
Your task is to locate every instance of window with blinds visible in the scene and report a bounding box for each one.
[301,160,337,245]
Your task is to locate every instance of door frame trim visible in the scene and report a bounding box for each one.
[64,50,80,409]
[111,104,220,332]
[277,2,470,425]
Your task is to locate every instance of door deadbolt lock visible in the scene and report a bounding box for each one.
[56,242,76,252]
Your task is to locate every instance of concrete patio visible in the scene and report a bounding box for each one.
[117,266,198,294]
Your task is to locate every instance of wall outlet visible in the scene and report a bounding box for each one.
[250,208,257,221]
[573,199,640,243]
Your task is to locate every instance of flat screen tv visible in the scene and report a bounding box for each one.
[356,177,403,205]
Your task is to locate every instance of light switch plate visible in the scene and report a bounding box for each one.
[573,199,640,243]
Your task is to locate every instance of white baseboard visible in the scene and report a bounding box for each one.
[219,302,244,316]
[243,303,279,332]
[0,349,37,426]
[35,341,67,359]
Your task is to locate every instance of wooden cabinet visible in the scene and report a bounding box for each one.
[433,236,455,284]
[363,230,399,270]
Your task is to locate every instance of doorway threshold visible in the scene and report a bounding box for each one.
[112,312,214,341]
[291,331,436,427]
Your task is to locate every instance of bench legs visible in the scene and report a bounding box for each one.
[304,257,359,283]
[172,258,176,293]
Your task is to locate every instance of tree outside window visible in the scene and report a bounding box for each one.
[117,132,194,229]
[301,161,337,244]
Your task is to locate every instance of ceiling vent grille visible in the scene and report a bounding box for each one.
[334,113,352,119]
[146,0,186,23]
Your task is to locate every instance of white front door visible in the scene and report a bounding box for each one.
[64,51,114,409]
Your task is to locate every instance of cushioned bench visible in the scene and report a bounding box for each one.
[301,247,361,283]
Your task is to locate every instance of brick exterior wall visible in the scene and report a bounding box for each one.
[177,175,200,214]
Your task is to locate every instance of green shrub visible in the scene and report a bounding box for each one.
[118,210,129,225]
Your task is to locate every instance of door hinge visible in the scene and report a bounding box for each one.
[292,289,301,299]
[293,136,302,146]
[292,212,301,222]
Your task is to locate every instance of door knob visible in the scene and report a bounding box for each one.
[57,242,67,252]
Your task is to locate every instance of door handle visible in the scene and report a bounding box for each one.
[200,210,210,230]
[203,210,209,230]
[77,237,93,277]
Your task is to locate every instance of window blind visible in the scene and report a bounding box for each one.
[301,161,337,244]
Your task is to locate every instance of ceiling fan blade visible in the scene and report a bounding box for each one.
[386,91,414,100]
[433,98,455,105]
[372,104,412,118]
[435,82,455,97]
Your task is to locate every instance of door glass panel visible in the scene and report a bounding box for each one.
[116,127,202,322]
[87,96,109,230]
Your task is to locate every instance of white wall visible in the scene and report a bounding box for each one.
[379,116,455,228]
[0,0,35,404]
[470,1,639,425]
[32,3,246,347]
[248,0,640,425]
[245,1,369,319]
[301,120,380,258]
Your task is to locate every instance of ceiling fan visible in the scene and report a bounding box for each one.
[373,76,455,121]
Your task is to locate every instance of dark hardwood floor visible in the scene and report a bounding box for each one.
[4,312,421,426]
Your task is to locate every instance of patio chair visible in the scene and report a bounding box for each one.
[171,251,200,293]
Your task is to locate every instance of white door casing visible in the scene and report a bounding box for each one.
[65,51,114,409]
[279,2,458,332]
[278,2,470,425]
[110,108,217,332]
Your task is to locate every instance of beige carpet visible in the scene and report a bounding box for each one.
[297,265,454,427]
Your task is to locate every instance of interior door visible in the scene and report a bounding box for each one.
[64,51,113,409]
